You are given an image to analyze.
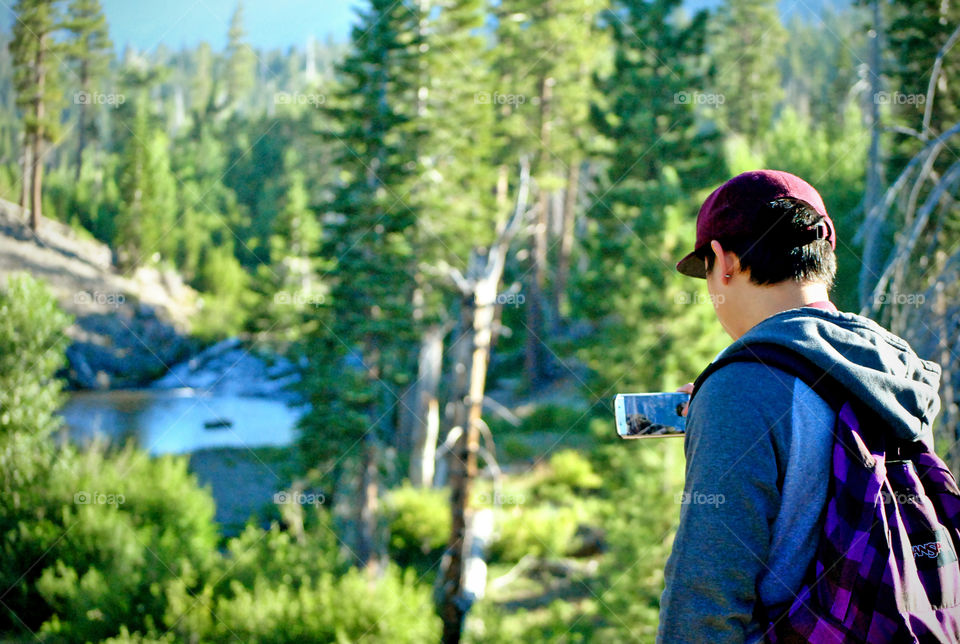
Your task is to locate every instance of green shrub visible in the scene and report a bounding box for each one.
[535,450,603,503]
[165,536,440,643]
[466,597,597,644]
[489,506,579,563]
[383,483,450,571]
[500,435,537,461]
[101,627,177,643]
[518,404,589,434]
[215,518,341,594]
[591,439,686,641]
[20,444,219,641]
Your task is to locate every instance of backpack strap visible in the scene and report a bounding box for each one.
[690,342,923,458]
[691,342,846,411]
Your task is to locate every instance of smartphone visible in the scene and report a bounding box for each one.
[614,392,689,439]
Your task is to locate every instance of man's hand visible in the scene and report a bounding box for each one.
[677,383,694,416]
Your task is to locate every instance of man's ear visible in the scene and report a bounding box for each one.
[709,240,738,279]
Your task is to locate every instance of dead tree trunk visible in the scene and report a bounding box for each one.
[438,159,532,644]
[410,324,444,487]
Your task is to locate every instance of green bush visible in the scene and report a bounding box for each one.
[489,505,579,563]
[216,517,341,593]
[383,483,450,571]
[534,450,603,503]
[0,274,448,643]
[500,435,537,461]
[164,527,440,643]
[590,438,686,641]
[18,444,220,641]
[518,404,589,434]
[466,597,596,644]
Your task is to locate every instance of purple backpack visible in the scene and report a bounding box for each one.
[695,344,960,643]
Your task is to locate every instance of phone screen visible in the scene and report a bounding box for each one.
[614,392,689,439]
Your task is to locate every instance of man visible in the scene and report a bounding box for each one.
[657,170,941,643]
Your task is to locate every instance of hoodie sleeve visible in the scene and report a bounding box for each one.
[657,363,794,644]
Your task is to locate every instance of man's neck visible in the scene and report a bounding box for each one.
[730,281,831,340]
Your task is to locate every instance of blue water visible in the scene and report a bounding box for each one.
[60,388,303,454]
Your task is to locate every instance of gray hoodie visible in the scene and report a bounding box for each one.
[656,306,941,644]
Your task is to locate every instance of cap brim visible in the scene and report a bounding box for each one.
[676,251,706,278]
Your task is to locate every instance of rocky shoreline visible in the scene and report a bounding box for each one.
[0,198,201,389]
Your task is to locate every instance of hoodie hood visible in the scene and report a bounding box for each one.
[721,306,941,443]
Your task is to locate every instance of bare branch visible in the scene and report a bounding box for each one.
[864,159,960,316]
[922,23,960,136]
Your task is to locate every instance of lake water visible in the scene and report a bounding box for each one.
[60,388,303,454]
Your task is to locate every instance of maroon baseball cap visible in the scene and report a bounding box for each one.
[676,169,836,278]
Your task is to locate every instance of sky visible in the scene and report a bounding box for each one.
[0,1,366,52]
[98,0,366,51]
[0,0,839,54]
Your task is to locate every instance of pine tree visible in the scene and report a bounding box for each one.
[780,9,863,133]
[225,2,256,110]
[114,99,177,268]
[10,0,63,231]
[191,42,214,114]
[396,0,502,488]
[172,127,240,282]
[710,0,786,140]
[886,0,960,166]
[262,147,326,341]
[493,0,607,388]
[64,0,111,180]
[0,273,72,447]
[575,0,728,395]
[298,0,423,571]
[0,273,72,633]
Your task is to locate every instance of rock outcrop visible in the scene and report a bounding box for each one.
[0,199,200,389]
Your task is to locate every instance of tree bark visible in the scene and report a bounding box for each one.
[524,73,554,390]
[30,132,43,232]
[75,60,90,182]
[19,135,31,218]
[29,34,47,233]
[438,160,530,643]
[553,158,580,324]
[410,324,443,487]
[356,432,380,573]
[440,283,495,644]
